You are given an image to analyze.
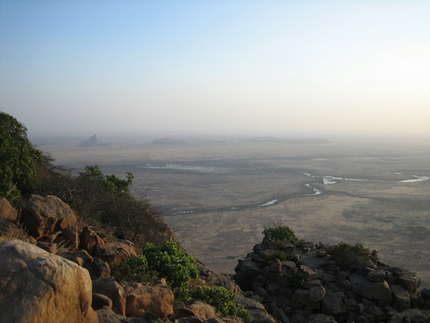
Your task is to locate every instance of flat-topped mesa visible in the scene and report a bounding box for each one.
[234,238,430,323]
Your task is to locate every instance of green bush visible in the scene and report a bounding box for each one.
[143,241,199,299]
[262,224,298,243]
[0,112,42,204]
[328,242,378,273]
[111,255,152,282]
[190,286,252,323]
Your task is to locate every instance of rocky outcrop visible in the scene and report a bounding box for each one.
[2,192,430,323]
[235,240,430,323]
[0,239,98,323]
[19,194,77,240]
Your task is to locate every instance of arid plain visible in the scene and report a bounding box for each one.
[33,135,430,288]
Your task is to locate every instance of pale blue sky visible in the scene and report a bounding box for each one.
[1,1,429,137]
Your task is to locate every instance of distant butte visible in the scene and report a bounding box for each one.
[78,134,107,147]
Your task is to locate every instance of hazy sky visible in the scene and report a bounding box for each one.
[1,1,429,138]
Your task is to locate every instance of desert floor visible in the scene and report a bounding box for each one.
[35,135,430,288]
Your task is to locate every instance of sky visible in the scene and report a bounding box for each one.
[1,1,429,138]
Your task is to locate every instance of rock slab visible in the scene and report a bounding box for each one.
[0,239,98,323]
[19,194,77,240]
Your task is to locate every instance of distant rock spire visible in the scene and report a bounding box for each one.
[79,134,104,146]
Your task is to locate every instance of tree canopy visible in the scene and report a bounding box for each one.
[0,112,42,202]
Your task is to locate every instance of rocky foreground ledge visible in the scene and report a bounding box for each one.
[234,239,430,323]
[1,195,430,323]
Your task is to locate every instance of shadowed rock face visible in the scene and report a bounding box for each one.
[234,240,429,323]
[0,239,98,323]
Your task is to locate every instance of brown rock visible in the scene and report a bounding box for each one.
[79,226,105,255]
[19,194,77,240]
[94,239,137,265]
[122,280,175,318]
[0,239,98,323]
[92,293,113,310]
[64,249,110,279]
[96,306,149,323]
[177,301,217,320]
[269,259,282,272]
[0,197,18,220]
[61,225,79,250]
[93,277,127,316]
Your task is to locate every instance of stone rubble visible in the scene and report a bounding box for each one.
[234,239,430,323]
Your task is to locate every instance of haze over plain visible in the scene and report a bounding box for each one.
[1,1,429,138]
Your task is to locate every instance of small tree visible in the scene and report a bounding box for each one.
[143,241,199,299]
[262,224,298,243]
[0,112,42,203]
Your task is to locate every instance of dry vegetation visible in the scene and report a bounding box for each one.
[34,136,430,287]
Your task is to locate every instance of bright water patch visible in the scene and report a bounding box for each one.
[140,163,233,174]
[304,172,429,185]
[261,199,278,207]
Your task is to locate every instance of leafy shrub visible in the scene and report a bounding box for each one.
[328,242,378,273]
[190,286,252,323]
[111,255,152,282]
[262,224,298,243]
[143,241,199,299]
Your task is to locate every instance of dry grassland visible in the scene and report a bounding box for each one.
[35,136,430,287]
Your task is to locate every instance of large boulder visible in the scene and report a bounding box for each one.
[0,239,98,323]
[234,258,263,291]
[122,279,175,318]
[0,197,18,220]
[19,195,77,240]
